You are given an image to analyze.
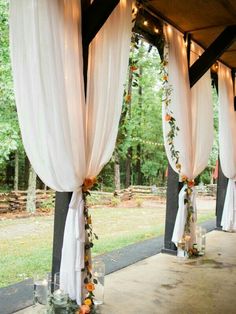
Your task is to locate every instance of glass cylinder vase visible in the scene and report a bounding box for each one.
[196,226,206,255]
[92,259,105,305]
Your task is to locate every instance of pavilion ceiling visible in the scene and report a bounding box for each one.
[143,0,236,69]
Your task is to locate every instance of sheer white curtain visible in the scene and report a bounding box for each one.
[10,0,132,304]
[162,25,213,244]
[218,63,236,231]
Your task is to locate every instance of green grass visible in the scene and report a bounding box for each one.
[0,202,215,288]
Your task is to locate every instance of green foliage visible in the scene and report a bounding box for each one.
[115,37,168,187]
[0,0,21,164]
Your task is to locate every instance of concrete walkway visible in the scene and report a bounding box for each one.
[15,230,236,314]
[100,230,236,314]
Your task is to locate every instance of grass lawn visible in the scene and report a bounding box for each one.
[0,198,215,288]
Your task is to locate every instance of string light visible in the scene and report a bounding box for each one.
[131,137,163,147]
[211,62,219,73]
[154,27,159,34]
[143,20,148,26]
[167,25,172,35]
[132,5,138,15]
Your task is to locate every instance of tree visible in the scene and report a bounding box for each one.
[114,35,168,188]
[0,1,37,196]
[0,0,22,190]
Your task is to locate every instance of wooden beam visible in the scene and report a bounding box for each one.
[133,8,164,60]
[189,25,236,88]
[82,0,120,47]
[82,0,92,94]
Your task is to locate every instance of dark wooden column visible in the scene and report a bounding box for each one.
[216,160,228,229]
[162,164,182,254]
[52,192,72,275]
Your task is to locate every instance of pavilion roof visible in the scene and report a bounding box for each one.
[143,0,236,69]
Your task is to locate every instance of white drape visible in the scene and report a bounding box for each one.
[162,25,213,244]
[218,63,236,231]
[10,0,132,304]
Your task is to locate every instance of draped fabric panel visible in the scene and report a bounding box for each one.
[60,1,133,303]
[10,0,133,304]
[162,25,213,244]
[9,0,86,191]
[218,63,236,231]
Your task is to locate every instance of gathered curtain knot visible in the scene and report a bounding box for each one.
[82,176,97,193]
[180,175,195,188]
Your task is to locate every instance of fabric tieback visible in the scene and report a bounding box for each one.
[221,179,236,231]
[69,190,86,271]
[60,190,85,304]
[172,184,197,245]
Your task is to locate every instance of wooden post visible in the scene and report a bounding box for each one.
[162,164,182,254]
[52,192,72,275]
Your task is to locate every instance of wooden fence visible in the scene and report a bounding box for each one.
[0,190,55,213]
[0,184,217,213]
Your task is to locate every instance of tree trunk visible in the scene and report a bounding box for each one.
[114,150,121,191]
[136,143,142,185]
[125,50,134,189]
[14,150,19,191]
[136,48,143,185]
[6,153,14,188]
[24,156,30,190]
[125,147,132,188]
[26,164,37,213]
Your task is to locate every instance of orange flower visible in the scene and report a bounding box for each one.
[84,298,92,306]
[187,180,195,188]
[181,175,188,182]
[87,216,92,225]
[85,282,95,292]
[163,75,168,81]
[82,177,97,192]
[165,114,172,121]
[130,65,138,71]
[125,94,131,103]
[79,304,90,314]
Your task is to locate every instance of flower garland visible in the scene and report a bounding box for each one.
[81,177,98,314]
[48,177,98,313]
[161,42,198,257]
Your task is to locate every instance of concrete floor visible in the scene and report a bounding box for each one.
[15,231,236,314]
[101,231,236,314]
